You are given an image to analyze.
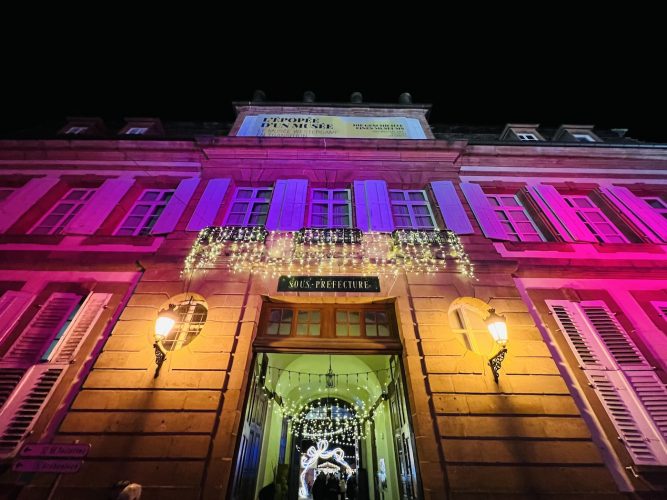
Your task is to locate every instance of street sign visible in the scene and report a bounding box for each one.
[13,459,83,474]
[20,443,90,459]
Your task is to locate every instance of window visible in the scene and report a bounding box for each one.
[65,126,88,135]
[572,133,596,143]
[517,132,538,141]
[160,299,207,351]
[115,189,174,236]
[487,194,544,242]
[310,189,351,227]
[563,195,628,243]
[266,308,321,337]
[31,188,96,235]
[643,197,667,219]
[125,127,148,135]
[225,188,272,226]
[0,188,14,201]
[389,190,436,229]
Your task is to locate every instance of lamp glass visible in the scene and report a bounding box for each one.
[155,306,179,339]
[486,310,508,345]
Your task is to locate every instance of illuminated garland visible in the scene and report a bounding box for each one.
[182,226,475,279]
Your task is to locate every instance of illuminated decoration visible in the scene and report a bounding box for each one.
[326,355,336,388]
[182,226,475,279]
[486,308,508,383]
[299,439,353,498]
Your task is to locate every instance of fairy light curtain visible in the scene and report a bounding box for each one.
[182,226,474,278]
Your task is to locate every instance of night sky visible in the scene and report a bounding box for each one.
[2,18,665,142]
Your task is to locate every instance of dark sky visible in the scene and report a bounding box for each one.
[3,16,665,142]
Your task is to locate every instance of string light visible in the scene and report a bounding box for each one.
[183,226,475,279]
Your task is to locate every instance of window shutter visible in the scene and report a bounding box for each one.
[2,293,81,367]
[460,183,510,240]
[50,293,111,364]
[63,177,135,235]
[186,178,231,231]
[354,180,394,232]
[547,300,667,465]
[430,181,473,234]
[0,176,60,233]
[0,369,25,409]
[150,178,200,234]
[0,365,65,457]
[0,291,35,347]
[601,186,667,243]
[651,301,667,322]
[265,179,307,231]
[528,184,596,242]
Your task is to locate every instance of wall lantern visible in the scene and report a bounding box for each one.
[486,308,508,383]
[154,304,178,377]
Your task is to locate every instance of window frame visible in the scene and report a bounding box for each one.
[486,193,545,242]
[309,188,352,228]
[572,133,596,143]
[30,188,97,235]
[517,132,539,141]
[65,126,88,135]
[114,188,174,236]
[564,194,629,243]
[125,127,148,135]
[643,196,667,219]
[389,189,437,229]
[224,187,273,227]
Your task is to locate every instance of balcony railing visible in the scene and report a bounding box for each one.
[183,226,474,279]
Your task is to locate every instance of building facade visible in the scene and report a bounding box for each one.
[0,100,666,499]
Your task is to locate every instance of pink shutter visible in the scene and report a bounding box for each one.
[602,186,667,243]
[528,184,596,242]
[150,178,200,234]
[0,177,60,233]
[430,181,473,234]
[354,181,369,231]
[0,369,25,408]
[51,293,111,364]
[460,183,510,240]
[0,292,35,347]
[265,180,308,231]
[354,181,394,232]
[547,300,667,465]
[63,177,135,235]
[0,365,66,457]
[265,181,287,231]
[2,293,81,367]
[186,178,231,231]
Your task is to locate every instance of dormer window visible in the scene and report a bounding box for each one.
[500,124,544,142]
[553,125,600,143]
[65,126,89,135]
[572,133,596,143]
[517,132,539,141]
[125,127,148,135]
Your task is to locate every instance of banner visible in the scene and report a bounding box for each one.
[237,115,426,139]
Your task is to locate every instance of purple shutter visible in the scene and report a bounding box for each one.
[2,293,81,366]
[265,180,308,230]
[186,178,231,231]
[602,186,667,243]
[528,184,597,242]
[0,177,60,233]
[430,181,473,234]
[63,177,135,235]
[265,181,287,231]
[150,178,200,234]
[0,291,35,347]
[354,181,369,231]
[460,183,510,240]
[354,181,394,232]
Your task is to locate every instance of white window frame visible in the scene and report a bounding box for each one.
[115,189,174,236]
[30,188,97,235]
[225,187,273,226]
[309,189,352,228]
[563,195,629,243]
[389,190,437,229]
[486,194,545,242]
[572,133,596,143]
[517,132,539,141]
[125,127,148,135]
[643,196,667,219]
[65,126,88,135]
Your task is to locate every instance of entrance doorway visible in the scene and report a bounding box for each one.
[231,352,421,500]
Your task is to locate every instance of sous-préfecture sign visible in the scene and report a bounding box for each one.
[278,276,380,293]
